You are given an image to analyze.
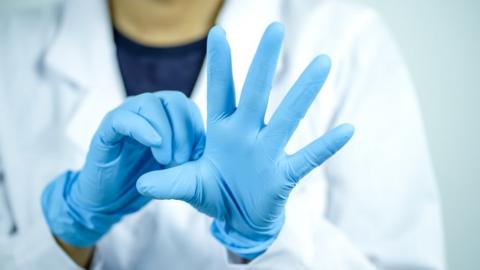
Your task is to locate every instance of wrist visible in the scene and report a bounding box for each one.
[54,236,94,268]
[210,213,285,260]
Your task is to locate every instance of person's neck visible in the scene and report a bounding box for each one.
[109,0,223,46]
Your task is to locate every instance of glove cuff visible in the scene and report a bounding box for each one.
[210,214,285,260]
[41,171,121,248]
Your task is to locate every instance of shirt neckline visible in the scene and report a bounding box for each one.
[113,28,207,56]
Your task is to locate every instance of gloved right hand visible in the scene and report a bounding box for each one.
[41,91,205,248]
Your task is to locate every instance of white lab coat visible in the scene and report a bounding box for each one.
[0,0,445,269]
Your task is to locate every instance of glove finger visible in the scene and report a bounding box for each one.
[100,109,163,146]
[236,22,284,127]
[191,130,206,161]
[263,55,331,153]
[125,93,174,165]
[284,124,354,183]
[136,162,199,203]
[206,26,236,122]
[156,91,205,164]
[92,109,163,163]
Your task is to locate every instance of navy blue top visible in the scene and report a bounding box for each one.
[114,28,207,97]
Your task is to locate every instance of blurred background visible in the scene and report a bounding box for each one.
[1,0,479,269]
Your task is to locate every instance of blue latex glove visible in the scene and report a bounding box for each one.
[137,23,354,259]
[41,91,205,247]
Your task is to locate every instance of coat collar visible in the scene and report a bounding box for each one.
[43,0,127,152]
[44,0,123,92]
[43,0,283,152]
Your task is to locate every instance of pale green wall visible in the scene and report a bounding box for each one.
[347,0,480,269]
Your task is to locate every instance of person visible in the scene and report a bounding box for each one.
[0,0,444,269]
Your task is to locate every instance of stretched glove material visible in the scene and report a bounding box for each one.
[42,92,205,247]
[137,23,354,259]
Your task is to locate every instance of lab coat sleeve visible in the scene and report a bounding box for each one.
[320,11,445,269]
[0,7,90,270]
[0,90,85,270]
[214,10,445,270]
[238,10,445,270]
[0,110,84,269]
[210,11,444,270]
[86,11,445,270]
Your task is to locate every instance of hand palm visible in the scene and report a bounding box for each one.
[201,116,290,227]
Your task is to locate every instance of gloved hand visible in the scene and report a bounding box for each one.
[137,23,354,259]
[41,91,205,247]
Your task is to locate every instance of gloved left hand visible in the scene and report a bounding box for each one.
[41,91,205,247]
[137,23,354,259]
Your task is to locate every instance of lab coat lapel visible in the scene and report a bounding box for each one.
[45,0,285,150]
[190,0,284,120]
[44,0,125,153]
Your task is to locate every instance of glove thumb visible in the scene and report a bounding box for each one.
[136,162,199,203]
